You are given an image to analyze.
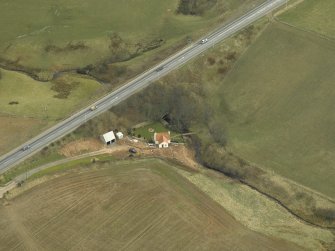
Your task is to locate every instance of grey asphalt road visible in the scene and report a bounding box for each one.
[0,0,287,173]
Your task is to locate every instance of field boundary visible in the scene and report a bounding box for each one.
[0,149,108,198]
[235,152,335,204]
[273,0,304,17]
[275,18,335,42]
[237,176,335,230]
[2,145,334,232]
[204,158,335,230]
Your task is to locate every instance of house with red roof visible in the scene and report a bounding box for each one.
[154,131,171,148]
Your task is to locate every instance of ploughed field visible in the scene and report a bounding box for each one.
[0,159,302,250]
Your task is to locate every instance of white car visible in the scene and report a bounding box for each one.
[200,38,208,44]
[90,105,97,111]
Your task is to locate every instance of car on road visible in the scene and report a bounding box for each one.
[155,66,164,72]
[90,105,97,111]
[200,38,208,44]
[22,145,31,151]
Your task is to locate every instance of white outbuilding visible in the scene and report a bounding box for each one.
[101,131,116,145]
[116,131,124,139]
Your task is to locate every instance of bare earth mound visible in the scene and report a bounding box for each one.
[0,159,302,250]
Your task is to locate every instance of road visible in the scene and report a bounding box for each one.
[0,0,287,173]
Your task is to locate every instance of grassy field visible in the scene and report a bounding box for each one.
[217,22,335,198]
[0,69,101,120]
[0,116,47,155]
[0,0,263,73]
[279,0,335,39]
[0,68,101,155]
[0,158,303,250]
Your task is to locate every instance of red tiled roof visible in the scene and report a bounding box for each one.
[154,132,170,144]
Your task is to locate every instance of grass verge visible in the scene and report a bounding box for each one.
[176,167,334,251]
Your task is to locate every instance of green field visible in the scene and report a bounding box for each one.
[0,0,262,72]
[279,0,335,39]
[0,159,303,250]
[0,68,101,155]
[217,23,335,198]
[0,116,47,156]
[0,0,182,70]
[0,69,101,120]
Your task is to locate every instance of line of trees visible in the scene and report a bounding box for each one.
[112,81,206,133]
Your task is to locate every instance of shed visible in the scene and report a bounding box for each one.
[101,131,116,145]
[116,131,124,139]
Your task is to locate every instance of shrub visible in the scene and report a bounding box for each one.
[314,208,335,222]
[217,66,228,74]
[225,51,237,61]
[51,81,79,99]
[177,0,217,16]
[207,57,216,65]
[8,101,19,105]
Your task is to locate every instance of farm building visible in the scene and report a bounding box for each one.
[101,131,116,145]
[154,131,171,148]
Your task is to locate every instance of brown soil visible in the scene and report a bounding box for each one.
[116,138,200,170]
[59,138,103,157]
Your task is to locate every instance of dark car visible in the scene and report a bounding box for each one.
[129,148,137,154]
[155,66,164,72]
[22,145,31,151]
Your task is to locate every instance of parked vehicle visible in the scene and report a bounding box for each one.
[129,148,137,154]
